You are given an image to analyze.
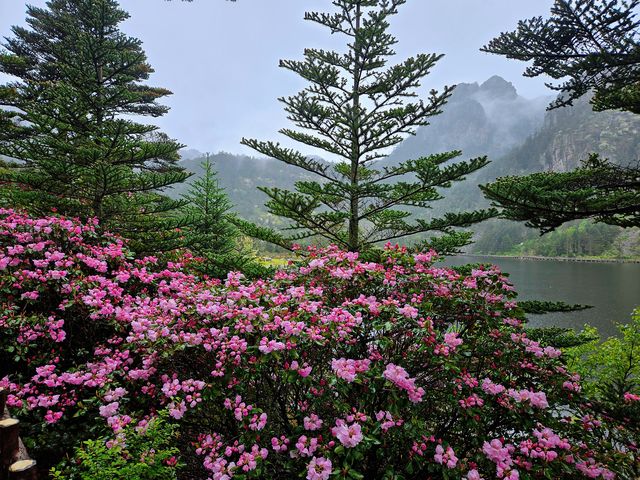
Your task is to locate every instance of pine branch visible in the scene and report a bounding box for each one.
[240,139,336,182]
[482,0,640,112]
[481,155,640,232]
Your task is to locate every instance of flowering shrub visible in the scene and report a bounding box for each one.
[0,210,635,479]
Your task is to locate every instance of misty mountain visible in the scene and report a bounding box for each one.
[179,148,206,162]
[176,75,549,220]
[386,75,549,164]
[484,94,640,177]
[432,90,640,216]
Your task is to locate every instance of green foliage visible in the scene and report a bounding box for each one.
[472,219,631,258]
[564,310,640,474]
[231,216,295,252]
[180,154,261,277]
[0,0,191,253]
[517,221,627,258]
[414,229,476,257]
[482,155,640,233]
[51,412,181,480]
[519,300,592,315]
[525,326,600,349]
[240,0,495,253]
[566,310,640,401]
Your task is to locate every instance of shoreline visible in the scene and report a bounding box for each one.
[460,253,640,264]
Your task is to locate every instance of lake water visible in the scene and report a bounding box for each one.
[442,256,640,338]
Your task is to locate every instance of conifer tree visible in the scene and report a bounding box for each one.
[180,154,256,277]
[482,0,640,114]
[480,0,640,232]
[239,0,495,253]
[0,0,191,252]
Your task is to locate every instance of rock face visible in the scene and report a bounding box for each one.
[480,93,640,179]
[478,75,519,101]
[386,75,548,165]
[533,97,640,172]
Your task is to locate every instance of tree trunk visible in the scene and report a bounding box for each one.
[8,459,37,480]
[348,2,362,252]
[0,418,20,478]
[0,389,38,480]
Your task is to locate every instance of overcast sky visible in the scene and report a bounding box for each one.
[0,0,555,155]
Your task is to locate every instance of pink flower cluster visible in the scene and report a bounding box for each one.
[303,414,323,431]
[483,439,518,479]
[519,427,570,462]
[510,333,562,358]
[331,419,363,448]
[623,392,640,402]
[434,444,458,468]
[507,389,549,409]
[307,456,332,480]
[375,410,403,432]
[330,358,370,382]
[383,363,425,403]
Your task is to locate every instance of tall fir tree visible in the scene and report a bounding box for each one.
[0,0,191,252]
[479,0,640,232]
[238,0,495,253]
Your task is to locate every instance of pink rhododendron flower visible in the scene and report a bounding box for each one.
[508,389,549,409]
[303,414,323,431]
[295,435,319,457]
[623,392,640,402]
[44,410,63,424]
[413,251,436,263]
[434,444,458,468]
[330,358,370,383]
[482,378,506,395]
[258,337,286,354]
[444,331,463,349]
[249,412,268,431]
[375,410,403,431]
[466,469,483,480]
[271,435,290,453]
[332,420,363,448]
[398,304,418,318]
[99,401,119,418]
[307,456,332,480]
[383,363,425,403]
